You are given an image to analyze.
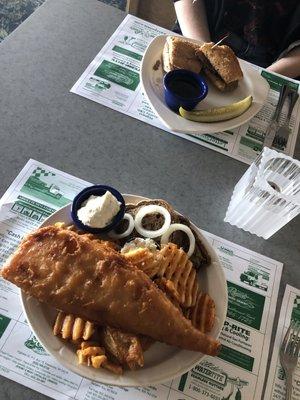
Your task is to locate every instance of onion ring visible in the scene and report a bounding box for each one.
[108,213,134,239]
[160,223,195,258]
[134,205,171,238]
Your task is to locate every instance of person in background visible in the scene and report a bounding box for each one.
[173,0,300,79]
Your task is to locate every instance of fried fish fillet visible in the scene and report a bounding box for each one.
[1,226,220,356]
[100,326,144,370]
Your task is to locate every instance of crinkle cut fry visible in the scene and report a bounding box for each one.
[77,341,123,374]
[124,244,215,333]
[53,311,95,341]
[124,243,199,307]
[53,309,145,370]
[185,292,216,333]
[123,247,162,277]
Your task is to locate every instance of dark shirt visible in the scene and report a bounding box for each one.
[173,0,300,67]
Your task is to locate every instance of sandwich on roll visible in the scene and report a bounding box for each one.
[195,42,243,91]
[163,36,202,74]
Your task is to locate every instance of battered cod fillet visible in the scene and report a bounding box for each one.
[1,226,220,356]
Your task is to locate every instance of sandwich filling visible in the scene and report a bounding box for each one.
[195,43,243,92]
[197,51,238,91]
[196,51,238,92]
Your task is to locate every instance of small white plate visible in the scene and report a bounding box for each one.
[21,194,227,387]
[141,35,270,135]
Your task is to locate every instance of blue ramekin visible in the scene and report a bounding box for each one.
[71,185,126,234]
[163,69,208,112]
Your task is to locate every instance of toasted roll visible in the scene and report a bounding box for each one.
[195,42,243,91]
[162,36,202,73]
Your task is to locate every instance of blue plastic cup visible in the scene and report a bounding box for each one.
[164,69,208,112]
[71,185,125,234]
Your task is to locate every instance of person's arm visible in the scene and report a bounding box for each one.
[174,0,211,42]
[267,47,300,79]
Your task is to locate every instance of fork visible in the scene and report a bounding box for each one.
[279,322,300,400]
[263,84,289,148]
[273,90,299,150]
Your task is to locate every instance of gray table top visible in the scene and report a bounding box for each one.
[0,0,299,398]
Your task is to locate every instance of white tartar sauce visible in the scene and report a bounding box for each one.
[77,191,121,228]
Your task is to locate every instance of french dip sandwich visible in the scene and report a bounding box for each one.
[163,36,202,74]
[196,42,243,91]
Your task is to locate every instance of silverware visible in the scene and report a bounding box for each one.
[279,322,300,400]
[274,90,299,149]
[263,84,290,148]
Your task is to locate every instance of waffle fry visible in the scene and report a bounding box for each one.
[123,247,162,277]
[82,346,105,357]
[185,292,216,333]
[80,341,100,349]
[77,341,123,374]
[54,312,133,373]
[53,311,95,341]
[91,355,107,368]
[77,344,106,367]
[124,243,199,308]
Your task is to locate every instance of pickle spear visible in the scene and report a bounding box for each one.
[179,95,253,122]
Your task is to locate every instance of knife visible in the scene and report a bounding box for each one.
[263,83,290,148]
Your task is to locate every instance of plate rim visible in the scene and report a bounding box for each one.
[21,194,228,387]
[140,34,270,134]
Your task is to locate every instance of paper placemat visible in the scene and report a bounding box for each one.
[71,14,300,165]
[0,159,283,399]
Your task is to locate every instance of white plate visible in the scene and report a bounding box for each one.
[141,35,270,134]
[21,194,227,387]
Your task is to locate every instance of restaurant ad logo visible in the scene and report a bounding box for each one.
[178,360,249,398]
[85,76,111,92]
[21,167,71,207]
[240,267,269,292]
[227,282,265,330]
[119,35,147,52]
[94,60,140,91]
[24,334,48,356]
